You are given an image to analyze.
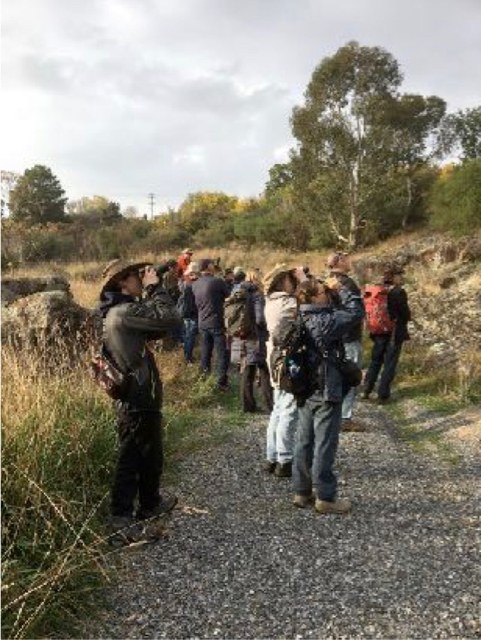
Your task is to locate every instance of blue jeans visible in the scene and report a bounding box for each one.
[200,328,228,386]
[183,319,198,363]
[364,335,403,399]
[293,398,342,501]
[266,389,298,463]
[342,340,363,420]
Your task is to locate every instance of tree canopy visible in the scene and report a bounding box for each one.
[9,165,67,225]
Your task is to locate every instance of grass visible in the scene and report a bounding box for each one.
[1,331,246,639]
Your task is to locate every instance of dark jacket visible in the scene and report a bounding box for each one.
[100,285,181,412]
[333,273,364,343]
[388,285,411,344]
[192,274,230,331]
[299,288,365,403]
[178,281,198,320]
[240,282,268,365]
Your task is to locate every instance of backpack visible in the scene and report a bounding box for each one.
[224,289,256,338]
[363,285,394,335]
[90,345,129,400]
[275,319,316,404]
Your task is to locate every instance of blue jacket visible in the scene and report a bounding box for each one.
[299,289,365,403]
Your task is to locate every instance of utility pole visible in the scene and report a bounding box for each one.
[147,193,155,220]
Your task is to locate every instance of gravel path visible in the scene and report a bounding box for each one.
[92,402,480,639]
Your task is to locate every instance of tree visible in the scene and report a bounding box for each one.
[1,170,20,217]
[439,106,481,161]
[9,165,67,224]
[123,205,139,218]
[177,191,239,235]
[382,94,446,227]
[429,159,481,234]
[66,195,122,223]
[287,42,445,248]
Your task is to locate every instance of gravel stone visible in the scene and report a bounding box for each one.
[89,402,481,639]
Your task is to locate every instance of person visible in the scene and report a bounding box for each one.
[178,261,200,364]
[231,266,246,294]
[177,248,194,279]
[239,271,273,414]
[264,265,300,478]
[162,259,181,303]
[98,259,181,543]
[224,268,235,294]
[192,258,230,390]
[293,277,364,514]
[326,252,365,432]
[363,266,411,402]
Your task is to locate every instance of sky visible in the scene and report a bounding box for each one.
[1,0,481,215]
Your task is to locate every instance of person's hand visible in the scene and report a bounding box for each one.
[142,265,160,287]
[325,276,341,291]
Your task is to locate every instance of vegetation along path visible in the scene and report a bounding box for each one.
[91,401,480,639]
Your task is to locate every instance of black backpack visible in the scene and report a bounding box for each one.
[275,318,316,405]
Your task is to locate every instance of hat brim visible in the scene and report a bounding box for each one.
[101,262,151,295]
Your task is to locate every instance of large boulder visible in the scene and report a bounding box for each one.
[2,290,93,350]
[1,276,70,307]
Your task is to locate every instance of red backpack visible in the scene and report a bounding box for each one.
[363,285,394,335]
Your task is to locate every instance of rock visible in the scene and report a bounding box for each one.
[1,276,70,306]
[2,290,92,350]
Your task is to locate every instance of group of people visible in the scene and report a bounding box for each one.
[97,248,411,543]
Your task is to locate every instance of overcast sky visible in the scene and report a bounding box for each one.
[2,0,480,215]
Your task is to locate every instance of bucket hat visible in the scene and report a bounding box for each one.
[101,259,150,295]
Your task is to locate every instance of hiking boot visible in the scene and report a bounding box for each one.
[136,494,178,521]
[342,419,366,433]
[293,494,314,508]
[107,516,144,547]
[263,460,277,474]
[274,461,292,478]
[314,498,352,515]
[377,395,390,405]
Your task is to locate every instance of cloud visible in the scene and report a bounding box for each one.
[1,0,480,214]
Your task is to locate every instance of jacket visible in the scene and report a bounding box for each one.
[335,274,364,343]
[240,282,268,365]
[388,285,411,343]
[178,281,198,320]
[192,275,230,331]
[101,285,181,412]
[300,288,365,403]
[265,291,298,387]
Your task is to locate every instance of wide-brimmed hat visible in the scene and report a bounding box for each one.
[101,259,150,295]
[182,247,194,255]
[262,263,291,291]
[326,251,350,272]
[233,266,245,277]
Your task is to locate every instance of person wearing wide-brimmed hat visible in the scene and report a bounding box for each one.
[363,264,411,403]
[177,247,194,279]
[98,259,181,543]
[263,264,302,478]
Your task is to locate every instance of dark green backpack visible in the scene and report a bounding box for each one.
[224,289,256,338]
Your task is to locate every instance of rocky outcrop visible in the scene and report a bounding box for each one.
[1,276,71,306]
[1,282,94,351]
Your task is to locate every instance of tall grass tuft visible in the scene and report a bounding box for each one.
[1,340,117,638]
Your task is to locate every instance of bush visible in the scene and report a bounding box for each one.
[429,159,481,234]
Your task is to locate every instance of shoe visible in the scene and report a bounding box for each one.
[341,419,366,432]
[377,396,390,404]
[218,383,230,392]
[293,494,314,508]
[136,494,178,521]
[314,498,352,515]
[107,516,144,547]
[274,461,292,478]
[263,460,277,474]
[361,390,371,400]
